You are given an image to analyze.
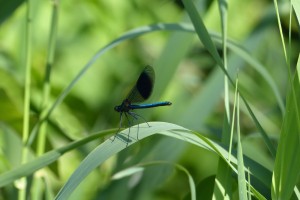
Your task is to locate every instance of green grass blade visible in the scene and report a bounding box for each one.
[43,24,194,121]
[236,84,248,199]
[292,0,300,25]
[176,164,197,200]
[272,56,300,199]
[214,74,237,199]
[211,34,285,115]
[55,122,267,199]
[273,0,287,61]
[111,167,144,180]
[181,0,223,67]
[182,0,276,158]
[218,0,230,122]
[112,162,196,200]
[247,167,251,200]
[55,123,186,200]
[213,115,233,199]
[0,0,24,24]
[36,0,60,156]
[0,129,114,187]
[26,23,195,146]
[26,22,283,152]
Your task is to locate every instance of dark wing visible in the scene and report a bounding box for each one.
[126,65,155,103]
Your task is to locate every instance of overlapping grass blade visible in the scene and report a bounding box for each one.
[55,122,267,199]
[182,0,276,158]
[272,57,300,199]
[0,129,114,187]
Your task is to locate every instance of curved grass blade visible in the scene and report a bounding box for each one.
[0,129,115,187]
[0,0,24,24]
[182,0,276,157]
[27,22,282,151]
[55,122,268,200]
[26,23,194,146]
[112,161,196,200]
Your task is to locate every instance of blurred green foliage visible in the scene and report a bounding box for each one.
[0,0,299,199]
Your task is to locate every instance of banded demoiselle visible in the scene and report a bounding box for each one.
[114,65,172,143]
